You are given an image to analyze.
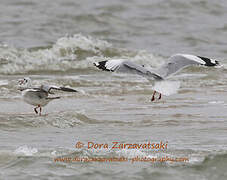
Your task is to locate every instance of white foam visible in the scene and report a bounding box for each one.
[14,145,38,156]
[116,149,146,159]
[0,34,163,75]
[208,101,224,104]
[53,34,111,54]
[131,50,164,68]
[0,80,8,86]
[51,150,57,156]
[0,34,112,74]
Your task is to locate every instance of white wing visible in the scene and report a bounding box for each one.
[40,85,78,94]
[155,54,219,78]
[94,59,163,80]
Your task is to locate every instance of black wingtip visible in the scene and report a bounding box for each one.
[197,56,220,66]
[46,96,61,100]
[94,61,111,71]
[60,87,78,92]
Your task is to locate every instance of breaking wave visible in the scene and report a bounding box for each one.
[0,34,162,75]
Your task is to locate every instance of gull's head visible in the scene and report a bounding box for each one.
[18,77,32,88]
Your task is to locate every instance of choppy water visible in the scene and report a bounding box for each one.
[1,0,227,180]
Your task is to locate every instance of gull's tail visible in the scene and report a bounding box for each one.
[153,81,180,96]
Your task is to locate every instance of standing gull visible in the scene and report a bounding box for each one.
[94,54,219,101]
[18,77,78,115]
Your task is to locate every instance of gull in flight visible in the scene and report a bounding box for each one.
[94,54,220,101]
[18,77,78,115]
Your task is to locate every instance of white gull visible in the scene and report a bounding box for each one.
[18,77,78,115]
[94,54,220,101]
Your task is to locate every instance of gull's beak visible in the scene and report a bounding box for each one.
[18,79,24,85]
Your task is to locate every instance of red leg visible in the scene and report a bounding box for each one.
[151,91,156,101]
[158,93,162,100]
[38,105,42,116]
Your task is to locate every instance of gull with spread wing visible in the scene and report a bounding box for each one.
[94,54,220,101]
[18,77,78,115]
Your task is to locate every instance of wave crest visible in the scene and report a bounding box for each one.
[0,34,112,74]
[0,34,163,75]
